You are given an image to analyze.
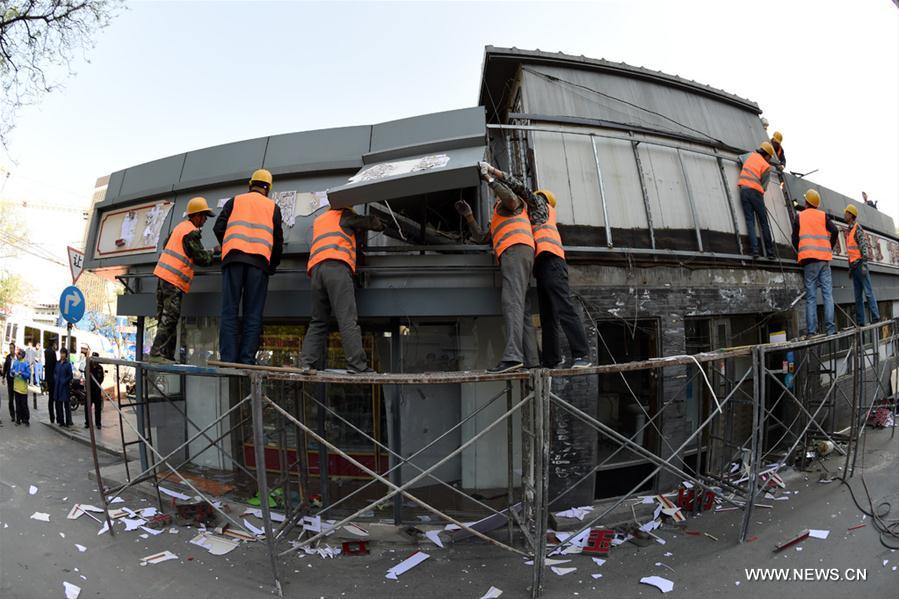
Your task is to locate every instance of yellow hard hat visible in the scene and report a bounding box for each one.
[804,189,821,207]
[185,196,214,217]
[249,169,273,189]
[760,141,776,157]
[536,189,557,208]
[844,204,859,218]
[772,131,783,144]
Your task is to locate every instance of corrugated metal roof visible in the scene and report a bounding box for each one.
[479,46,761,124]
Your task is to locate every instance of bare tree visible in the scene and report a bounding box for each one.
[0,1,120,147]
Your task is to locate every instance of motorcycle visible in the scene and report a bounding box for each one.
[69,378,86,413]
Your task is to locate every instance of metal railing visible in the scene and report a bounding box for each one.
[83,319,898,598]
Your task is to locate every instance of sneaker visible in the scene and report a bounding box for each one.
[571,357,593,369]
[487,361,524,374]
[347,366,376,375]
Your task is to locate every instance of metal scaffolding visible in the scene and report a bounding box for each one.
[84,319,898,598]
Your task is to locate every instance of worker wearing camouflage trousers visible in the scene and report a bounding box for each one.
[151,281,183,361]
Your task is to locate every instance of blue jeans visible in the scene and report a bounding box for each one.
[803,261,835,335]
[219,262,269,364]
[851,264,880,325]
[740,187,774,257]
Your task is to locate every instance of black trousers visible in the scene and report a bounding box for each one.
[84,396,102,427]
[534,253,590,366]
[55,398,72,425]
[14,392,29,424]
[46,374,56,422]
[6,379,14,420]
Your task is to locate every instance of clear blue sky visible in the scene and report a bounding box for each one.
[2,0,897,300]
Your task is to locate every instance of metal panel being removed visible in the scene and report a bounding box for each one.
[327,145,485,209]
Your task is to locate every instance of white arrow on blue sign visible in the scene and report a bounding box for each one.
[59,285,86,324]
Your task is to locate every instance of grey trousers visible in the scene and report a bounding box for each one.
[300,260,368,371]
[499,244,539,365]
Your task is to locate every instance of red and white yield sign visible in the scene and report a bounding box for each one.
[67,246,85,284]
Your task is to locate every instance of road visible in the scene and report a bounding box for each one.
[1,412,897,598]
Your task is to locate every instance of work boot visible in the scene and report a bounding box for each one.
[571,357,593,369]
[487,361,523,374]
[296,364,316,375]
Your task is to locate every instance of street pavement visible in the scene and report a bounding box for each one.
[1,411,897,598]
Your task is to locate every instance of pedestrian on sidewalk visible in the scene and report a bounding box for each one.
[11,348,31,425]
[44,341,57,423]
[53,348,74,428]
[84,353,104,429]
[3,343,15,423]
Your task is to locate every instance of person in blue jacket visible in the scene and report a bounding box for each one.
[53,348,74,428]
[11,348,31,425]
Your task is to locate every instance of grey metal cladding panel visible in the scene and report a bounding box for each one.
[104,170,126,202]
[118,154,185,199]
[679,151,733,233]
[370,107,486,152]
[592,136,647,229]
[558,133,604,226]
[178,137,268,188]
[720,160,748,235]
[639,145,693,229]
[532,131,598,226]
[264,125,371,173]
[762,179,792,245]
[326,146,484,209]
[784,173,896,237]
[523,67,765,152]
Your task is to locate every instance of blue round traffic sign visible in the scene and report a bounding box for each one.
[59,286,86,324]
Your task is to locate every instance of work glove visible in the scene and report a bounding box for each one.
[369,216,386,232]
[454,200,473,217]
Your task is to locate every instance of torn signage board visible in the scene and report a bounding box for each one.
[241,507,286,522]
[479,587,503,599]
[641,575,675,593]
[656,496,686,523]
[349,155,451,184]
[327,144,485,209]
[295,191,330,217]
[30,512,50,522]
[140,550,179,565]
[385,551,430,580]
[63,581,81,599]
[158,486,190,501]
[447,503,520,542]
[270,190,298,227]
[555,506,593,521]
[189,532,239,556]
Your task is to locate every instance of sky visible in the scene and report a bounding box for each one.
[1,0,897,303]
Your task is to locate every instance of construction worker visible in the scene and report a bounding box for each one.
[149,197,218,362]
[844,204,881,325]
[456,163,540,373]
[298,206,385,374]
[487,175,591,369]
[214,169,284,365]
[792,189,838,336]
[770,131,786,171]
[737,141,778,259]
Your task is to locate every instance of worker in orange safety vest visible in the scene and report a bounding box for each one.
[149,197,218,361]
[791,189,838,336]
[844,204,881,326]
[737,141,777,259]
[456,162,540,373]
[213,169,284,364]
[298,205,385,374]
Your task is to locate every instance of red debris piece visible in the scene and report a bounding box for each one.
[582,529,615,555]
[342,541,369,556]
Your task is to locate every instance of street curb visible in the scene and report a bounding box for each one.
[40,420,127,459]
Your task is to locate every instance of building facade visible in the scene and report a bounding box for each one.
[83,47,899,509]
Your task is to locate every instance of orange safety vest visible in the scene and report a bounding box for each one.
[738,152,770,194]
[490,204,534,259]
[797,208,833,263]
[533,204,565,260]
[222,192,275,263]
[847,223,862,264]
[307,209,357,274]
[153,220,198,293]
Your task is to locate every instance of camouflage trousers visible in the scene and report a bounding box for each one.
[150,279,183,360]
